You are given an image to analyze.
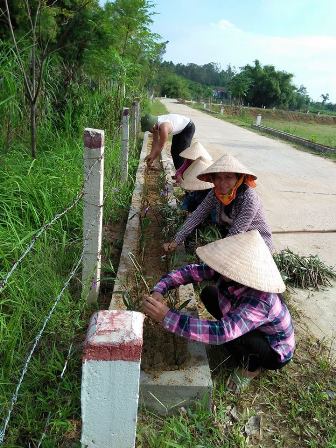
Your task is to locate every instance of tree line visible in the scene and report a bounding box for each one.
[156,60,336,113]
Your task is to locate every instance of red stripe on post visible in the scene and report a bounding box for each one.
[84,343,143,362]
[84,128,105,149]
[83,310,144,362]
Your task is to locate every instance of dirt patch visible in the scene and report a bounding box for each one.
[99,214,128,309]
[138,166,190,371]
[141,320,190,371]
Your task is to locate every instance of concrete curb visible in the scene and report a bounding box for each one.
[109,131,149,310]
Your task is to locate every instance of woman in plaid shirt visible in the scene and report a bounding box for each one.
[143,230,295,392]
[164,153,273,253]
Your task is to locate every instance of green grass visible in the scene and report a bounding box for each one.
[150,99,169,116]
[262,118,336,148]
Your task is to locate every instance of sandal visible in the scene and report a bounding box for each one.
[226,368,252,394]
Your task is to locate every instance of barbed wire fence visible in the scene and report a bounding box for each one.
[0,104,141,445]
[0,116,131,294]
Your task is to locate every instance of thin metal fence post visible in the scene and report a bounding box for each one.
[121,107,129,181]
[82,128,104,304]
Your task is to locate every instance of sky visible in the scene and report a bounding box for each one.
[149,0,336,102]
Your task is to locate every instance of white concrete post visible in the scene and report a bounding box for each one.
[121,107,129,182]
[81,310,145,448]
[82,128,104,304]
[220,107,224,115]
[136,100,141,134]
[203,102,206,109]
[255,114,262,126]
[131,101,137,143]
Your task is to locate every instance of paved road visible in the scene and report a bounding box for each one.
[162,98,336,350]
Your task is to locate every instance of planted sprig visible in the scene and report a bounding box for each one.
[198,224,222,245]
[273,249,336,289]
[128,251,150,294]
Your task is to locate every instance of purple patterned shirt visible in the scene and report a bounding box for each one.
[153,264,295,363]
[174,188,273,251]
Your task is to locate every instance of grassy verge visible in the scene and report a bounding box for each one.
[150,99,169,116]
[261,118,336,148]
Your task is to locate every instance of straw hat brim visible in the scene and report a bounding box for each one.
[196,230,285,293]
[180,158,215,191]
[197,154,257,182]
[179,141,212,161]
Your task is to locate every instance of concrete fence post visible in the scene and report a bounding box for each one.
[203,102,206,109]
[82,128,104,304]
[256,114,262,126]
[81,310,145,448]
[137,102,141,134]
[121,107,129,182]
[220,107,224,115]
[133,98,140,136]
[131,101,137,144]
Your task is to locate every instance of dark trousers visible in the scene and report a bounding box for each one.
[171,121,195,169]
[200,286,289,372]
[181,189,211,213]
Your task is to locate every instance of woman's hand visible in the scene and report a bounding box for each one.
[173,174,183,186]
[163,241,178,253]
[143,293,169,323]
[144,152,158,167]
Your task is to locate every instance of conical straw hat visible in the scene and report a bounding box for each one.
[180,158,215,191]
[196,230,285,293]
[197,153,257,182]
[179,141,212,161]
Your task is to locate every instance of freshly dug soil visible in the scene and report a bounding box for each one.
[139,165,190,371]
[141,319,189,371]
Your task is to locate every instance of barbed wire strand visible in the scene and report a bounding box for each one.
[36,341,74,448]
[0,122,131,444]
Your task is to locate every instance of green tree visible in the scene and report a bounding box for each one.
[321,93,330,105]
[158,71,191,99]
[229,72,251,105]
[239,60,296,108]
